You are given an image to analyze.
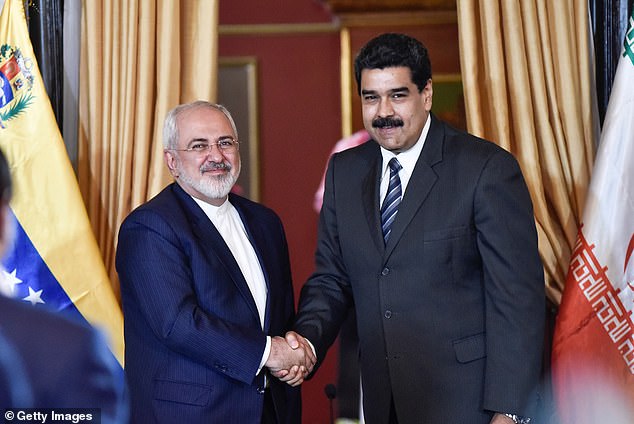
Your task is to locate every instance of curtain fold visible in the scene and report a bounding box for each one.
[79,0,218,296]
[457,0,598,304]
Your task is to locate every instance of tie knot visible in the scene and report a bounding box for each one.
[388,157,402,173]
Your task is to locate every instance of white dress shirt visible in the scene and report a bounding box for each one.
[379,114,431,207]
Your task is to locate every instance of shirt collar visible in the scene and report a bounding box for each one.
[191,196,231,222]
[380,113,431,175]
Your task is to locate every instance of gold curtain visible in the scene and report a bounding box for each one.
[78,0,218,297]
[456,1,597,304]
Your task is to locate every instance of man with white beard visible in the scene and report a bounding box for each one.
[116,101,313,424]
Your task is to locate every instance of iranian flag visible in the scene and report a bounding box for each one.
[551,9,634,424]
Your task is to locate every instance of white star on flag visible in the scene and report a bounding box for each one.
[23,286,45,305]
[0,268,22,297]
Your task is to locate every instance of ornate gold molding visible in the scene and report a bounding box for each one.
[433,73,461,83]
[338,10,457,26]
[321,0,456,13]
[218,22,340,36]
[340,28,353,137]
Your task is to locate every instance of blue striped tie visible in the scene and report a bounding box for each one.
[381,158,403,243]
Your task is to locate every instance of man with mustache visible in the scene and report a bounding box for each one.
[116,101,313,423]
[281,33,545,424]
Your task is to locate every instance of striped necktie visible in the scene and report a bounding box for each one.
[381,157,403,243]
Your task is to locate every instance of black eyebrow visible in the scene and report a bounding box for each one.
[360,87,410,96]
[389,87,410,94]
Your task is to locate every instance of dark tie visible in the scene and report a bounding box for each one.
[381,157,403,243]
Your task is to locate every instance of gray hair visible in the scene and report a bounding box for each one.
[162,101,238,150]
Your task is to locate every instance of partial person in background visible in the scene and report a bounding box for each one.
[313,129,369,213]
[116,101,313,423]
[0,329,32,407]
[281,33,545,424]
[0,148,127,423]
[314,129,370,424]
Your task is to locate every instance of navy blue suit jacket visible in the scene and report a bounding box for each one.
[116,183,300,424]
[0,296,127,423]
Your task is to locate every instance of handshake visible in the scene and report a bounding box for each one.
[265,331,316,387]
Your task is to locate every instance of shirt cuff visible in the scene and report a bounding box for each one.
[306,338,316,358]
[257,336,272,375]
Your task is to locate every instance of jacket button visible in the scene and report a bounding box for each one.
[257,387,266,394]
[384,310,392,318]
[381,267,390,276]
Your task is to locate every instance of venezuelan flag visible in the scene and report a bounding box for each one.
[0,0,124,365]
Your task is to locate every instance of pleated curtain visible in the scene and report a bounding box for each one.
[78,0,218,296]
[457,0,598,304]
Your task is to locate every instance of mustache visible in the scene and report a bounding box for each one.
[200,162,231,173]
[372,117,404,128]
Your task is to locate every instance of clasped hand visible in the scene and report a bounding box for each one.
[265,331,316,386]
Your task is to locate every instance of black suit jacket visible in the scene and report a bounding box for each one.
[295,115,545,424]
[0,296,127,423]
[116,183,300,423]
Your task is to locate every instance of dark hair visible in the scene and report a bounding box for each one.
[0,149,12,204]
[353,33,432,94]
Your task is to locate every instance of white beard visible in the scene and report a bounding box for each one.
[177,159,241,200]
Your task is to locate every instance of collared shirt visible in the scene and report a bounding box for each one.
[192,196,271,372]
[379,114,431,208]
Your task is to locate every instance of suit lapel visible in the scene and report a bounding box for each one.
[172,185,261,325]
[362,153,385,253]
[230,196,273,333]
[385,116,444,256]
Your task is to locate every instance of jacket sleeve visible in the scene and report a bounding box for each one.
[475,149,545,416]
[116,209,267,385]
[294,154,354,365]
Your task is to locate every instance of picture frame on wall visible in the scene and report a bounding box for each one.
[218,57,260,201]
[430,73,466,131]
